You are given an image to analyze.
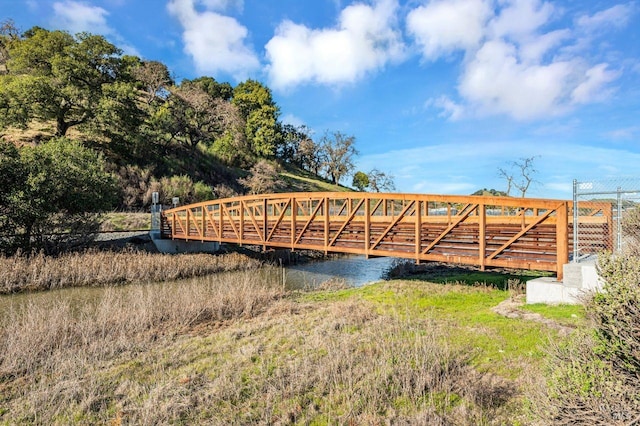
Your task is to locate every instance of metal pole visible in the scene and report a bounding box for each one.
[617,187,622,252]
[573,179,579,263]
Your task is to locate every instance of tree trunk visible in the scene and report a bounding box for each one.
[56,115,69,137]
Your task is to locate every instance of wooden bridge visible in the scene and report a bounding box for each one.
[160,192,613,280]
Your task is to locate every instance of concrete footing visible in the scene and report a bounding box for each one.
[149,231,220,254]
[526,260,602,305]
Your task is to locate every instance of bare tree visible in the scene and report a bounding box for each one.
[497,167,514,196]
[0,19,19,74]
[297,137,322,175]
[132,60,173,104]
[512,156,538,197]
[498,156,539,197]
[320,131,358,184]
[367,169,396,192]
[238,160,284,195]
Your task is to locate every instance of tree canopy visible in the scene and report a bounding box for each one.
[0,21,369,254]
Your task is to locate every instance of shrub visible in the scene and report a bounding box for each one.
[0,138,117,254]
[538,252,640,424]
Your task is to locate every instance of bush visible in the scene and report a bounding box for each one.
[538,252,640,424]
[622,207,640,257]
[0,138,117,254]
[158,175,214,206]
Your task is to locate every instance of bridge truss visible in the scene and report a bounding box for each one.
[161,192,612,280]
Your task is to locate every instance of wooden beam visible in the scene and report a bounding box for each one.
[478,204,486,271]
[371,200,415,250]
[422,204,477,254]
[487,208,555,260]
[328,198,365,247]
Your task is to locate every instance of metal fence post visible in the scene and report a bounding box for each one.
[617,187,622,252]
[573,179,578,263]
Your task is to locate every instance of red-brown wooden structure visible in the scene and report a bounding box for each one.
[161,192,613,280]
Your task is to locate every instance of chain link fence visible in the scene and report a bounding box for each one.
[573,178,640,262]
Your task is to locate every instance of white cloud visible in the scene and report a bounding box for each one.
[606,126,640,140]
[167,0,259,79]
[52,1,140,56]
[280,113,306,128]
[577,3,635,30]
[408,0,627,121]
[407,0,492,59]
[489,0,555,40]
[459,40,575,119]
[52,1,111,35]
[265,0,405,90]
[571,63,619,104]
[427,95,465,120]
[518,29,570,63]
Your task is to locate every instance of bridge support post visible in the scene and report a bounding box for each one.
[415,200,421,264]
[479,204,486,271]
[556,202,569,281]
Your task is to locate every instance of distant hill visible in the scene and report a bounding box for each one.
[472,188,508,197]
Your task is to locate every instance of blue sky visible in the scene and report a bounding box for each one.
[3,0,640,199]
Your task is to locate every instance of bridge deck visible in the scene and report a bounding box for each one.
[161,192,613,280]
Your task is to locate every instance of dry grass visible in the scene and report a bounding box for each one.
[0,275,523,425]
[0,270,285,423]
[0,250,262,294]
[100,212,151,232]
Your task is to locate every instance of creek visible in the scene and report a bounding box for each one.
[0,255,397,315]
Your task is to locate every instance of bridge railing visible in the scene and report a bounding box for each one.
[161,192,612,280]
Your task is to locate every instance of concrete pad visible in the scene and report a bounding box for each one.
[526,261,602,305]
[149,231,220,254]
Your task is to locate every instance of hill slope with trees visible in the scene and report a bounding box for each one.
[0,21,361,253]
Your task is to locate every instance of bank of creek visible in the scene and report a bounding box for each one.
[0,252,396,312]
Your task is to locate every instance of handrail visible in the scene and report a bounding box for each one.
[161,192,613,281]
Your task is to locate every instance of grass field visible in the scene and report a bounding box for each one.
[0,265,581,424]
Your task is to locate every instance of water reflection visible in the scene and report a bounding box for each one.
[0,256,397,316]
[285,255,395,289]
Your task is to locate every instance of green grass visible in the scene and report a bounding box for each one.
[303,279,568,378]
[280,170,351,193]
[521,303,586,327]
[407,269,551,290]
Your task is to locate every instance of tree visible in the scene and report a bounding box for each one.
[132,60,173,105]
[0,138,117,254]
[0,140,25,248]
[232,79,281,158]
[190,76,233,101]
[367,168,396,192]
[278,123,310,163]
[320,131,358,184]
[472,188,507,197]
[0,19,19,74]
[0,28,126,137]
[170,81,220,148]
[238,160,283,195]
[498,156,538,197]
[297,137,322,175]
[352,171,369,191]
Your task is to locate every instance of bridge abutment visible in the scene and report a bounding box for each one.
[526,259,601,304]
[150,231,220,254]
